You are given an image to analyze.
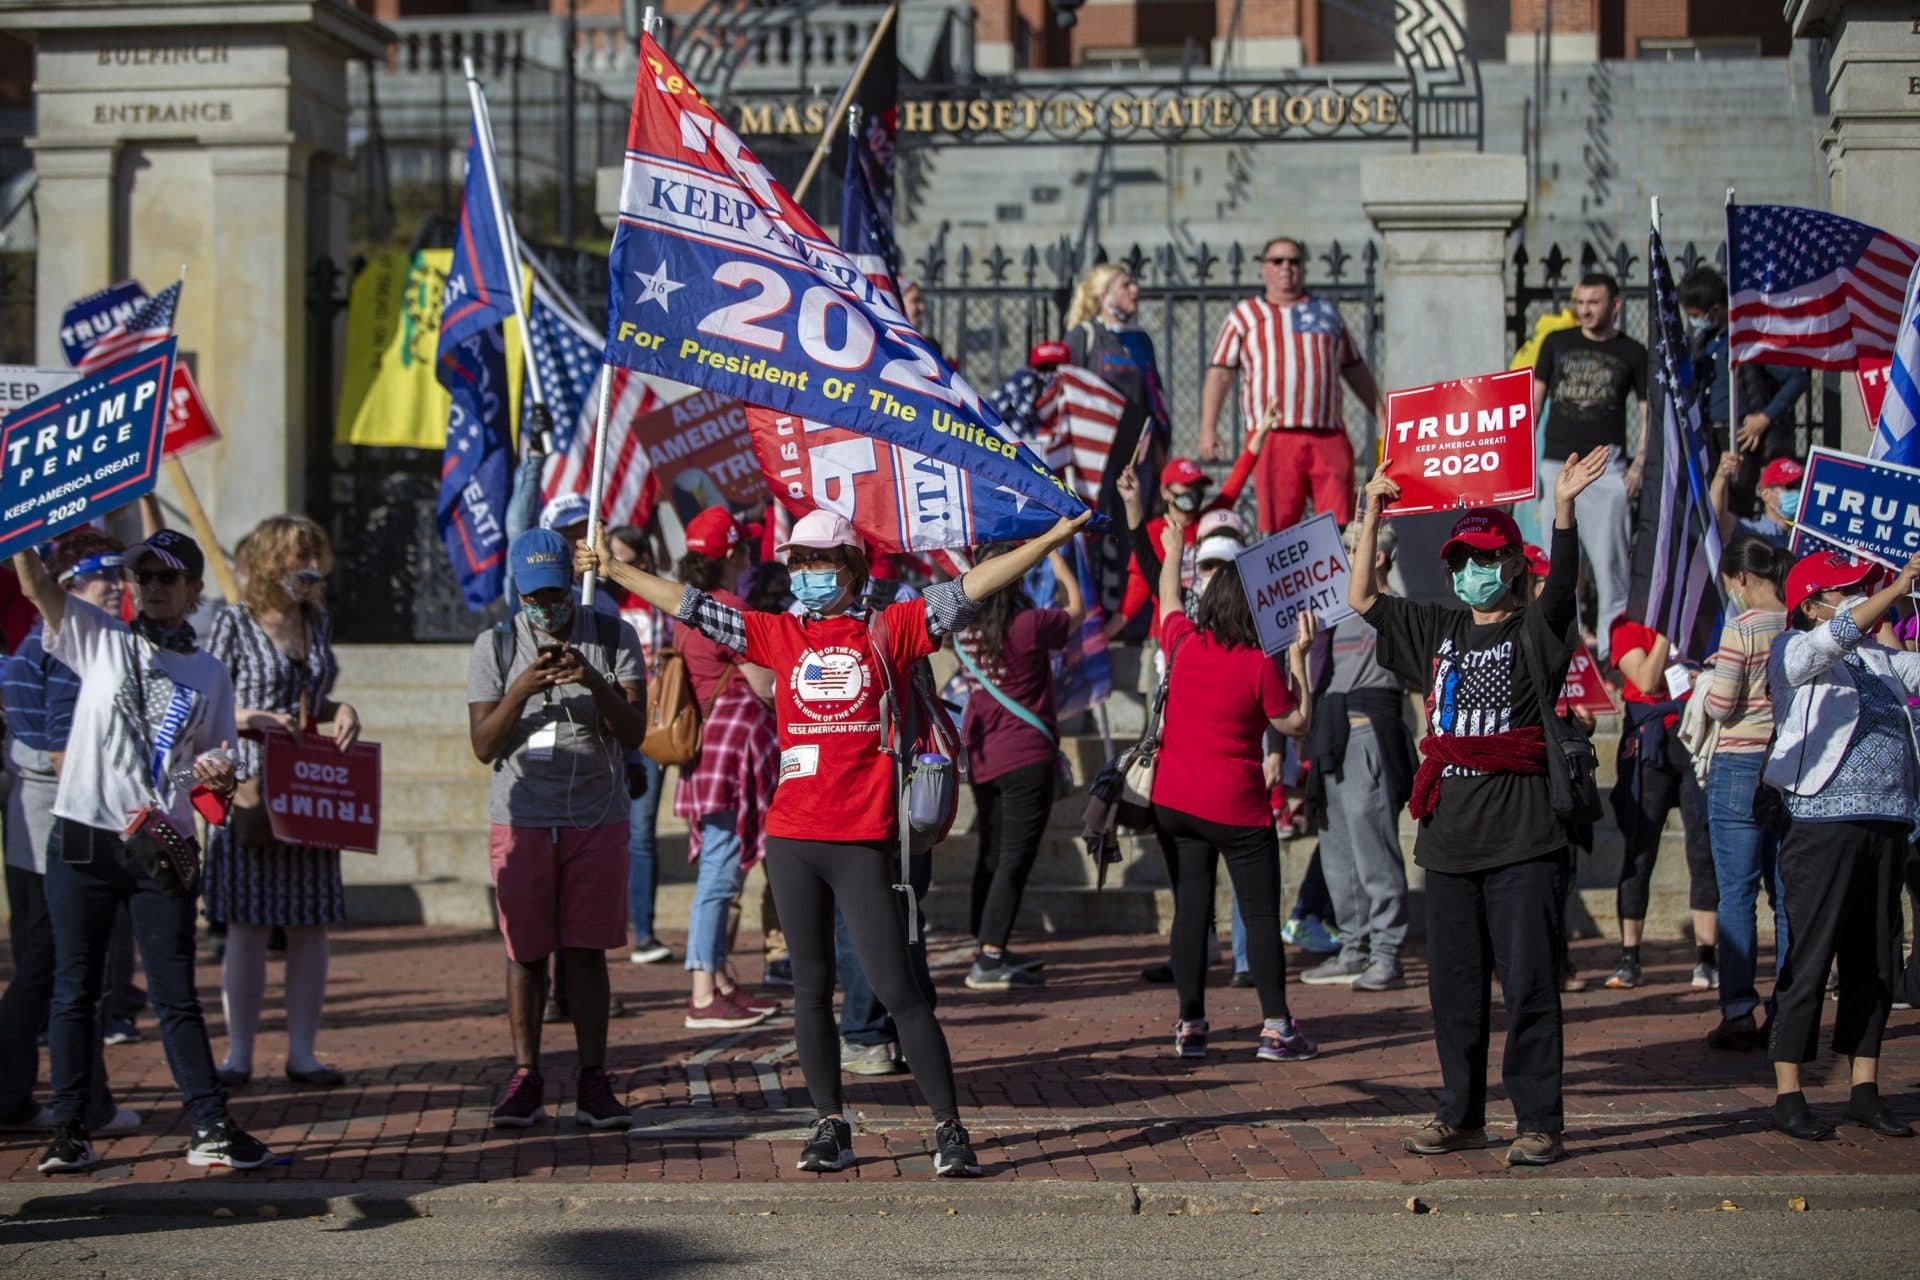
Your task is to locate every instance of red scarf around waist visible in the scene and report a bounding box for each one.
[1408,725,1549,820]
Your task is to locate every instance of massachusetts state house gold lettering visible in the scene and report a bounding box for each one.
[97,45,230,66]
[737,90,1403,140]
[92,100,236,126]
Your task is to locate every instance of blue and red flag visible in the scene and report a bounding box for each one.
[1053,535,1113,718]
[839,109,899,310]
[435,124,517,609]
[603,35,1093,554]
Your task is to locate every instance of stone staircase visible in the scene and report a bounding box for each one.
[334,640,1733,945]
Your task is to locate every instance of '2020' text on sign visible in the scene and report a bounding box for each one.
[1380,367,1536,517]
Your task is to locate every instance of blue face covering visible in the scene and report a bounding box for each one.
[1778,487,1801,521]
[791,570,846,613]
[1451,560,1511,609]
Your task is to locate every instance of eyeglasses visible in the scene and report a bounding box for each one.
[786,550,843,572]
[1444,547,1516,573]
[132,569,186,586]
[1263,256,1303,267]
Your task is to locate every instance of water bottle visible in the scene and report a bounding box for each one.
[906,751,953,837]
[166,746,232,789]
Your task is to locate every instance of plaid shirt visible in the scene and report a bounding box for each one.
[672,680,777,867]
[674,577,977,650]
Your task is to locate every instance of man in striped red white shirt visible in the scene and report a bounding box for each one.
[1199,236,1386,533]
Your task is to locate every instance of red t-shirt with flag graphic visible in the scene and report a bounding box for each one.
[741,598,937,843]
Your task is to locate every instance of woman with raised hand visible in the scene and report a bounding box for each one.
[203,516,360,1091]
[579,506,1091,1180]
[1348,446,1609,1170]
[1150,516,1314,1063]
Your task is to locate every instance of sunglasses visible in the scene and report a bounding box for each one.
[132,569,187,586]
[1263,256,1303,266]
[1444,547,1516,573]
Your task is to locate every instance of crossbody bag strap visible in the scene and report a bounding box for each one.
[867,610,919,943]
[954,640,1056,745]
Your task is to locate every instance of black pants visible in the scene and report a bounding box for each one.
[969,760,1056,950]
[1617,735,1716,922]
[0,866,117,1128]
[765,837,959,1123]
[1154,804,1289,1024]
[1425,850,1569,1135]
[836,848,933,1046]
[1769,820,1904,1067]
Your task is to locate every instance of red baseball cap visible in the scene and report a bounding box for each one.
[1760,457,1805,490]
[683,506,744,558]
[1029,340,1070,369]
[1439,508,1524,561]
[1522,543,1552,577]
[1160,458,1210,489]
[1785,549,1882,615]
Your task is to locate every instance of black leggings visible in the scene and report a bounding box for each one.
[1617,734,1715,922]
[969,759,1056,950]
[1154,804,1290,1024]
[764,837,959,1123]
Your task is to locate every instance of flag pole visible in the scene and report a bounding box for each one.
[792,2,898,204]
[583,6,659,606]
[463,56,549,448]
[1724,187,1741,469]
[151,261,240,602]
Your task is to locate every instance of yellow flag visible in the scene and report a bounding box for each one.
[333,250,525,449]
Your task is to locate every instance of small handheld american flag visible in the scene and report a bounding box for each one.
[77,280,181,373]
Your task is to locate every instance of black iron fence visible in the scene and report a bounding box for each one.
[1507,237,1843,455]
[0,251,32,364]
[912,232,1384,467]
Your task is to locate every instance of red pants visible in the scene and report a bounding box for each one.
[1254,428,1355,532]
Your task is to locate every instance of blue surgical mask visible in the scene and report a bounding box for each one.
[791,570,846,613]
[1451,560,1511,609]
[1777,487,1801,520]
[1685,314,1713,334]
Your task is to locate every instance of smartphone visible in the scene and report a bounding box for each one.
[536,643,568,662]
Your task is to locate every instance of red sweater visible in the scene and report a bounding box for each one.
[1117,444,1260,630]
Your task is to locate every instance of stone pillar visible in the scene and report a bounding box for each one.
[1785,1,1920,451]
[1361,153,1529,601]
[0,1,390,547]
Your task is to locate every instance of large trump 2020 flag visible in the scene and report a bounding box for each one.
[600,35,1092,553]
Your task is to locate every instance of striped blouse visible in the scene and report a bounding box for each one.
[206,604,340,780]
[1703,608,1785,754]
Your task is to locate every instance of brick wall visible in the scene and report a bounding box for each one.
[1507,0,1600,35]
[1622,0,1689,55]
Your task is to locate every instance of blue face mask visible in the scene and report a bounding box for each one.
[1451,560,1511,609]
[1685,314,1713,334]
[791,569,847,613]
[1777,487,1801,520]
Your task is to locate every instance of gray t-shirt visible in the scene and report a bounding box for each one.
[466,608,644,828]
[1326,614,1405,696]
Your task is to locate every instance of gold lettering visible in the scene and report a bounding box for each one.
[991,99,1015,133]
[1350,95,1371,125]
[1283,95,1314,127]
[802,101,827,134]
[775,104,803,133]
[1212,96,1235,128]
[1155,98,1185,129]
[1183,97,1208,129]
[938,100,967,133]
[1108,100,1131,129]
[902,99,932,133]
[1249,95,1282,129]
[1074,99,1096,130]
[737,103,774,134]
[1020,99,1042,130]
[1049,98,1074,130]
[1316,95,1346,126]
[1373,92,1400,125]
[966,99,990,132]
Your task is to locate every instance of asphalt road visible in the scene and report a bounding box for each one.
[4,1206,1916,1279]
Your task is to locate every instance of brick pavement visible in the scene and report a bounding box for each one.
[3,927,1917,1187]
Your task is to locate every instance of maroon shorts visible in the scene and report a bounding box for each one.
[486,822,628,963]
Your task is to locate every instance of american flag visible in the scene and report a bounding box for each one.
[1035,364,1127,502]
[801,660,854,694]
[1628,223,1723,661]
[1868,259,1920,468]
[1728,202,1920,369]
[1208,295,1357,433]
[524,277,681,531]
[77,280,181,372]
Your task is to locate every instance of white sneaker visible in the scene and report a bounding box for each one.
[1691,961,1719,990]
[629,939,672,964]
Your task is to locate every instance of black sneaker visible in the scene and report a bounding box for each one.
[932,1119,981,1178]
[797,1116,853,1172]
[37,1120,96,1175]
[964,956,1044,990]
[187,1119,271,1169]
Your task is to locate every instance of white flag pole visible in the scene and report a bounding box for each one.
[463,57,548,430]
[582,6,657,607]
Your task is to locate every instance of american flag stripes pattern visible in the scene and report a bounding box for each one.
[77,281,181,372]
[1035,364,1127,502]
[1207,295,1358,433]
[1629,224,1724,662]
[1728,202,1920,370]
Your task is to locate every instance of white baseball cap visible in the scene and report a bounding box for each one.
[775,510,861,559]
[1195,534,1242,569]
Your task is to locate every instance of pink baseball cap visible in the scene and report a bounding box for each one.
[1195,509,1247,542]
[775,510,861,559]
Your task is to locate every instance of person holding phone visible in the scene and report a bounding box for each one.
[467,529,648,1133]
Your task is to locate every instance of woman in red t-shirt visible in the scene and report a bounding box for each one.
[1148,520,1316,1063]
[581,506,1090,1180]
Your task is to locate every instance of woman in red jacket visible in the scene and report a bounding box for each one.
[580,508,1089,1179]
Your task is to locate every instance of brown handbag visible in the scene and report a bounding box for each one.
[639,637,736,767]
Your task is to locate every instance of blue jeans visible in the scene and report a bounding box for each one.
[1708,753,1788,1020]
[46,820,229,1129]
[626,756,665,942]
[837,849,933,1046]
[685,811,743,975]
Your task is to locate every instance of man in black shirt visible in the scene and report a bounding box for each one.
[1347,446,1610,1169]
[1530,273,1647,661]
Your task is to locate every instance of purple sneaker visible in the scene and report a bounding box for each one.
[491,1068,546,1129]
[1172,1018,1209,1059]
[1257,1017,1319,1062]
[574,1067,633,1131]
